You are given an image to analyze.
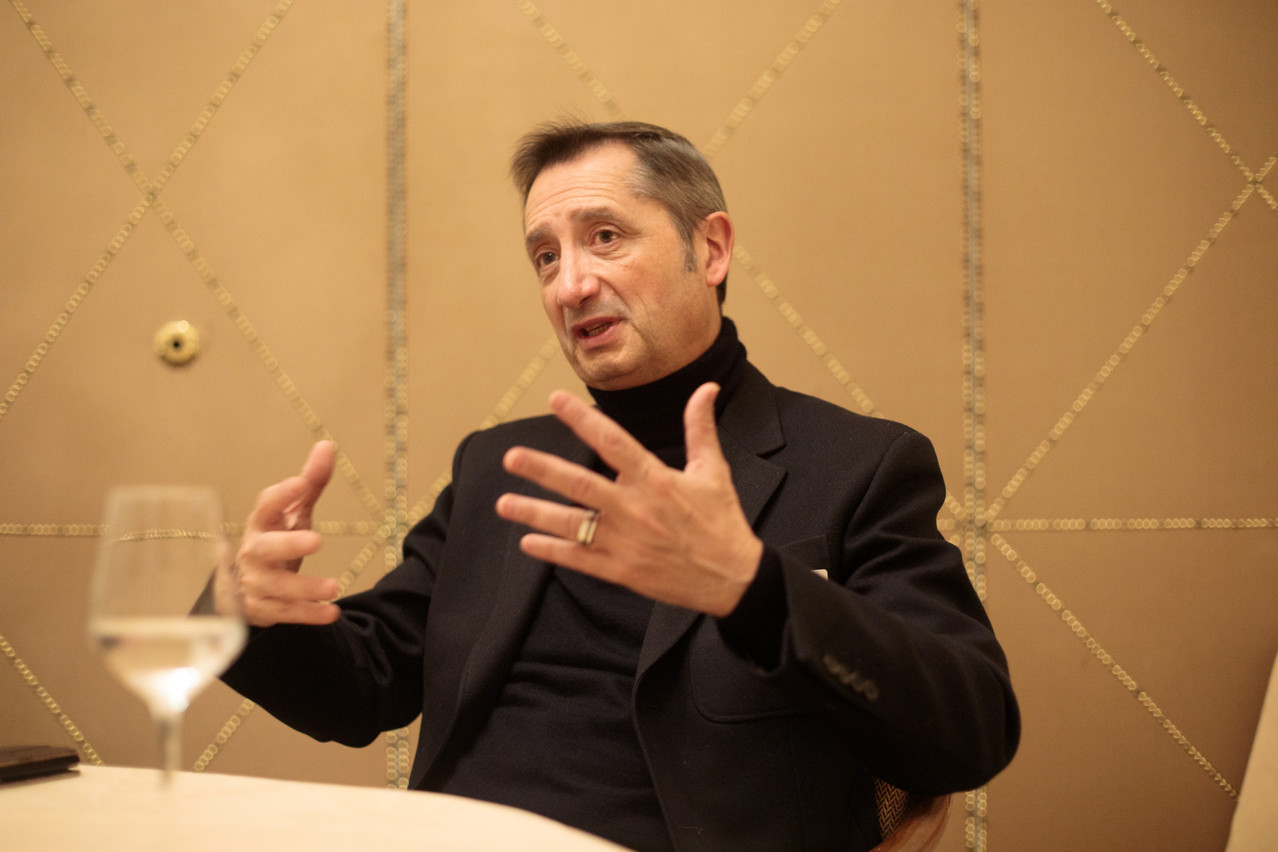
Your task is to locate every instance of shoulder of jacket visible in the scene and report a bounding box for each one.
[771,383,918,441]
[457,412,572,455]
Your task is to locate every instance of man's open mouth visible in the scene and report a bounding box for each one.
[578,320,613,339]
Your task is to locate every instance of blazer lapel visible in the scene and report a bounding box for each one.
[637,367,787,676]
[454,430,595,710]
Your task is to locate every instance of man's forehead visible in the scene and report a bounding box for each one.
[523,144,643,230]
[524,206,627,249]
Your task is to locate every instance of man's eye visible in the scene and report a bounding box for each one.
[596,229,617,244]
[536,250,557,268]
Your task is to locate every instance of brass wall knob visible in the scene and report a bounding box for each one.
[154,321,201,366]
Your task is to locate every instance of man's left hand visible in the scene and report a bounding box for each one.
[496,382,763,616]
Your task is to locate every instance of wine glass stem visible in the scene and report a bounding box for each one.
[155,711,182,785]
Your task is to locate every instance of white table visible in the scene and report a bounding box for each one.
[0,764,631,851]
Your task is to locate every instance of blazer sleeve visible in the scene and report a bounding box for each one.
[724,429,1019,795]
[219,436,471,747]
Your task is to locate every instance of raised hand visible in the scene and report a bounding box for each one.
[496,383,763,616]
[216,441,341,627]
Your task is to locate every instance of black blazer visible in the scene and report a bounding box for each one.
[225,362,1019,851]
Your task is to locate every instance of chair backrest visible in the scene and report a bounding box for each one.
[870,792,950,852]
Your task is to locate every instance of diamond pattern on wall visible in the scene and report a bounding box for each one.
[2,1,1273,848]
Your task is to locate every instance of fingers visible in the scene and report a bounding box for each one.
[242,562,338,606]
[300,440,337,490]
[239,528,325,566]
[240,569,341,627]
[244,596,341,628]
[234,527,338,626]
[230,441,339,627]
[293,441,336,526]
[233,523,339,624]
[547,390,653,477]
[682,383,725,475]
[246,441,335,535]
[514,532,612,577]
[502,445,617,511]
[500,387,722,535]
[545,386,727,482]
[495,493,595,544]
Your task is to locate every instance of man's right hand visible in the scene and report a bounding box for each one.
[215,441,341,627]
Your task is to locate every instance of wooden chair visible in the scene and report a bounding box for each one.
[871,779,950,852]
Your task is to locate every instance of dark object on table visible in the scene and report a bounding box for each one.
[0,745,80,783]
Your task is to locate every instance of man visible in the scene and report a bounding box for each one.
[216,121,1019,851]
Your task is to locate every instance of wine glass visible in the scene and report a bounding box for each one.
[88,485,247,785]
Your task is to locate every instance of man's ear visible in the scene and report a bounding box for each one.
[699,211,734,288]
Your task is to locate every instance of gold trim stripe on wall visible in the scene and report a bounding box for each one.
[4,0,387,515]
[0,630,103,765]
[3,0,403,778]
[958,2,988,848]
[384,0,411,791]
[1095,0,1277,213]
[1,0,312,767]
[975,1,1278,804]
[990,534,1236,798]
[4,3,1271,844]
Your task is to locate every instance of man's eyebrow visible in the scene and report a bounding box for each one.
[524,227,550,253]
[573,206,621,225]
[524,206,624,252]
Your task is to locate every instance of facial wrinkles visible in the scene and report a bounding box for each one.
[524,174,631,251]
[563,292,630,333]
[527,177,643,330]
[523,144,717,389]
[553,245,637,349]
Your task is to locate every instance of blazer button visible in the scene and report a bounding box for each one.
[822,654,880,701]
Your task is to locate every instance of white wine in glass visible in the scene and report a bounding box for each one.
[88,486,247,784]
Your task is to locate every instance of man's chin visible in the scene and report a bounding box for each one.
[571,354,646,391]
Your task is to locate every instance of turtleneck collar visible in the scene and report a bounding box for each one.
[587,317,747,452]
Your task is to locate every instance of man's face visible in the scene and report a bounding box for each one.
[523,143,724,391]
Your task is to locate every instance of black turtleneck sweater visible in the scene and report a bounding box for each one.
[437,319,785,852]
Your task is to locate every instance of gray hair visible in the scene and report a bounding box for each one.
[511,120,729,303]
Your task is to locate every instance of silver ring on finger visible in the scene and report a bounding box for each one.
[575,508,600,546]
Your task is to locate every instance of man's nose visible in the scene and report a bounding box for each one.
[555,250,600,307]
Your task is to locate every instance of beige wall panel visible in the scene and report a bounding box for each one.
[18,2,290,173]
[705,2,967,473]
[154,6,391,527]
[995,531,1272,763]
[975,0,1278,848]
[991,212,1278,518]
[403,5,589,496]
[980,3,1253,487]
[1107,0,1278,164]
[2,1,1275,849]
[1,0,391,789]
